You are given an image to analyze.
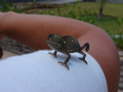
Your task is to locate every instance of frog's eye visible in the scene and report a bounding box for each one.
[63,41,66,44]
[48,34,54,39]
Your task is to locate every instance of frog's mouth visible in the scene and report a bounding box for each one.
[47,40,61,50]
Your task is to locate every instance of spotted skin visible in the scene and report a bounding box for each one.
[47,34,90,70]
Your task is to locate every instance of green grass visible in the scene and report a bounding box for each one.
[25,2,123,17]
[104,3,123,18]
[1,2,123,49]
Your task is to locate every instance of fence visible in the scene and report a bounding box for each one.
[3,0,78,3]
[4,0,49,3]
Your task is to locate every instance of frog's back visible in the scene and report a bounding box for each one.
[62,36,81,53]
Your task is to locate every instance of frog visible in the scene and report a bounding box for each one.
[47,34,90,70]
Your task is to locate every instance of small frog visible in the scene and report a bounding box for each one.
[47,34,90,70]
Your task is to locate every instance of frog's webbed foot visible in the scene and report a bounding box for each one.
[79,51,88,64]
[49,51,57,58]
[58,53,71,70]
[79,57,88,64]
[58,62,69,70]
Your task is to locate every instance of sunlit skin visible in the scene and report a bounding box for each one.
[47,34,90,70]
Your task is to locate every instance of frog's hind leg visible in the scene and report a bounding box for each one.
[79,51,88,64]
[80,43,90,52]
[58,53,71,70]
[49,50,57,58]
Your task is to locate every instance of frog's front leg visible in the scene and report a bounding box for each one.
[49,50,57,58]
[58,53,71,70]
[79,51,88,64]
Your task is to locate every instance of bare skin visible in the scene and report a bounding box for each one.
[0,12,120,92]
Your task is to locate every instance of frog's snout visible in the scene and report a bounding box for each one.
[48,34,54,40]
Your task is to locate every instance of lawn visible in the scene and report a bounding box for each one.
[1,2,123,49]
